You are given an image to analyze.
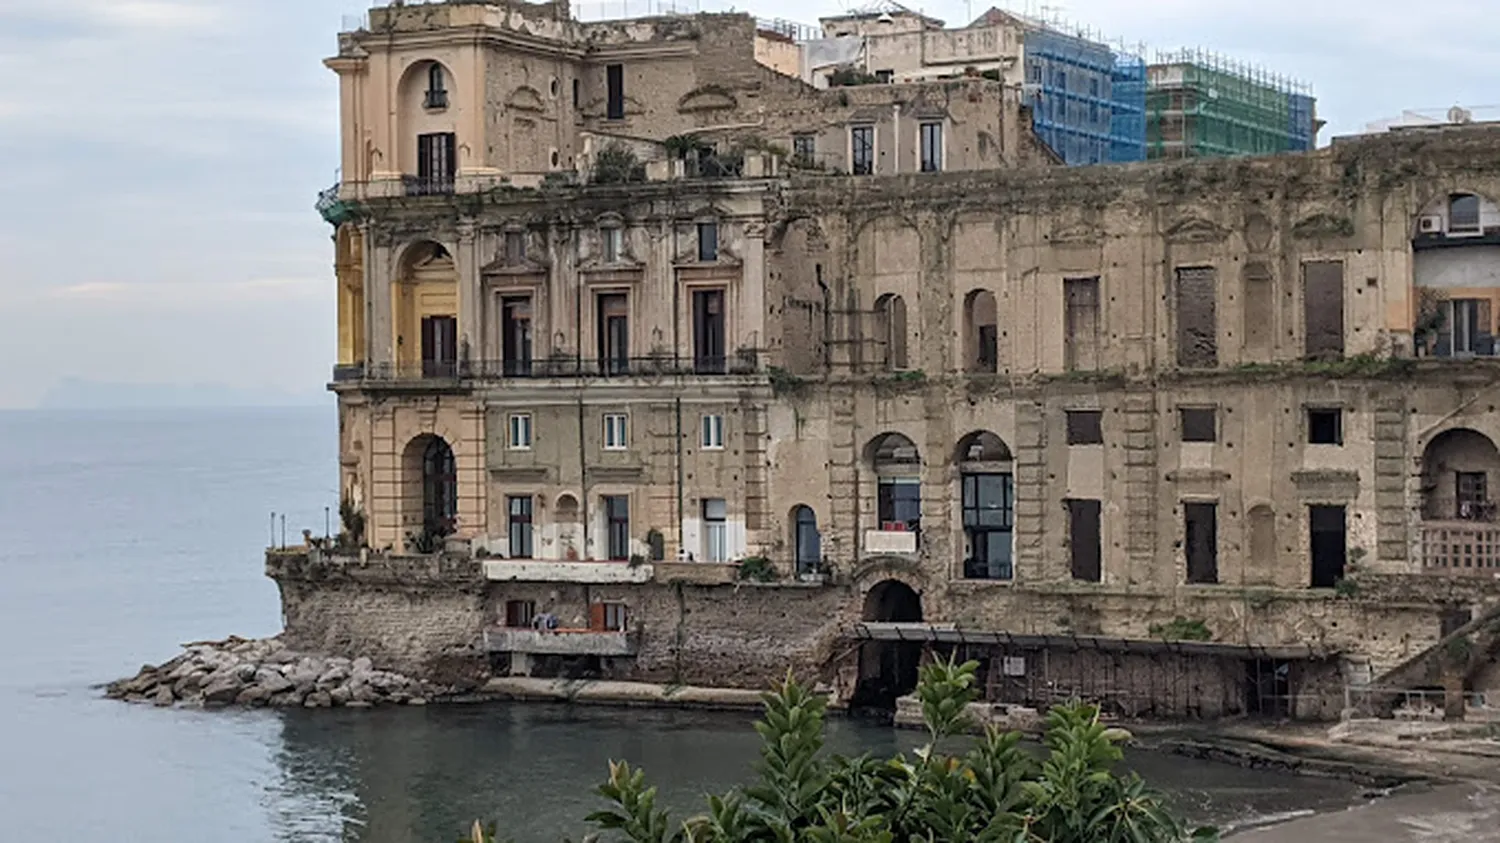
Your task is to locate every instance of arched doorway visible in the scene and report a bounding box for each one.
[791,505,821,575]
[954,431,1014,580]
[403,434,457,544]
[394,241,458,378]
[1422,428,1500,521]
[963,290,998,373]
[854,579,925,713]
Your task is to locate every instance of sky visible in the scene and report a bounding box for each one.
[1,0,1497,409]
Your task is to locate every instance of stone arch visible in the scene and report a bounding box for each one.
[1421,428,1500,520]
[1415,189,1500,238]
[873,293,909,370]
[864,431,921,470]
[393,240,459,375]
[396,59,460,176]
[865,432,922,544]
[954,430,1012,464]
[401,433,457,540]
[554,493,581,560]
[863,579,923,622]
[854,579,926,709]
[962,289,998,373]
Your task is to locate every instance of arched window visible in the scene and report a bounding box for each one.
[874,294,909,370]
[963,290,997,373]
[425,63,449,110]
[792,505,821,575]
[954,431,1013,581]
[866,432,921,539]
[1450,193,1481,234]
[421,436,457,533]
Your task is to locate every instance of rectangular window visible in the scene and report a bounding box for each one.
[1303,261,1345,361]
[1065,410,1103,445]
[877,478,921,533]
[1307,408,1343,445]
[501,296,532,376]
[1184,502,1219,584]
[701,414,725,449]
[1435,298,1494,357]
[919,122,943,172]
[692,288,726,374]
[962,473,1014,580]
[1309,505,1347,589]
[792,133,815,165]
[702,498,727,563]
[507,496,534,559]
[596,292,629,375]
[603,496,630,561]
[851,125,874,175]
[605,63,624,120]
[1175,267,1218,368]
[1457,472,1490,520]
[415,132,456,193]
[504,599,535,628]
[602,227,623,264]
[1067,499,1102,583]
[696,222,718,262]
[1064,277,1100,372]
[504,231,526,264]
[602,602,629,632]
[420,315,458,378]
[508,413,532,450]
[874,69,893,83]
[603,413,628,450]
[1180,408,1216,443]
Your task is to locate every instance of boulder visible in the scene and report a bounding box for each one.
[328,686,353,706]
[235,686,272,707]
[351,684,378,705]
[352,657,373,675]
[408,697,428,706]
[152,686,175,707]
[269,690,305,708]
[345,701,373,709]
[235,664,258,683]
[202,677,242,705]
[317,665,350,687]
[173,674,205,698]
[255,671,294,696]
[304,691,333,709]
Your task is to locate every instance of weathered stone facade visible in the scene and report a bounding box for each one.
[290,0,1500,719]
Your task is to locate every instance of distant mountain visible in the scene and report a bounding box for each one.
[37,378,328,410]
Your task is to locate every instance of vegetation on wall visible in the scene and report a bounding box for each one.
[461,658,1217,842]
[737,556,778,582]
[827,66,883,87]
[593,144,647,185]
[337,496,366,550]
[1147,617,1213,642]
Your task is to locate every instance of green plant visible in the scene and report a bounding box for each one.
[629,553,648,569]
[662,133,702,159]
[737,556,778,582]
[1446,634,1474,666]
[1148,616,1213,642]
[827,66,881,87]
[567,657,1218,843]
[1333,577,1360,599]
[592,143,646,185]
[768,366,811,399]
[337,496,366,549]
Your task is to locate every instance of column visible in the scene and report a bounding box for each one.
[365,223,394,368]
[456,219,480,369]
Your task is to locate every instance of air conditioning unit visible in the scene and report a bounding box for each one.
[1419,215,1444,234]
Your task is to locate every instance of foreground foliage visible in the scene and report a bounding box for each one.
[466,657,1218,843]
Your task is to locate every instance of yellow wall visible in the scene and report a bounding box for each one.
[393,249,458,366]
[336,225,366,365]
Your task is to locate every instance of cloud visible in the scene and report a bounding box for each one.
[49,277,325,306]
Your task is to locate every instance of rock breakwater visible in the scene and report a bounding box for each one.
[105,635,439,709]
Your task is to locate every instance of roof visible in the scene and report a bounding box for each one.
[851,622,1325,660]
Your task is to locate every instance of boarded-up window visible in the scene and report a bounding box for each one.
[1184,502,1218,584]
[1303,261,1345,360]
[1242,264,1273,359]
[1066,410,1103,445]
[1175,267,1218,368]
[1064,277,1100,371]
[1067,499,1102,582]
[1180,408,1216,443]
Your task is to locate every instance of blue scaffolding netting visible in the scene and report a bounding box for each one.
[1024,28,1146,166]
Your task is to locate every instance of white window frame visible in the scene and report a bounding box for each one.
[602,226,624,263]
[508,413,533,450]
[702,498,728,563]
[701,414,725,450]
[603,413,628,450]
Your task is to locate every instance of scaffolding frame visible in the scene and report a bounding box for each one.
[1147,48,1315,159]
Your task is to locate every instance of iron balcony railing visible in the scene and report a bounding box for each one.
[1421,520,1500,575]
[332,352,763,383]
[402,175,455,197]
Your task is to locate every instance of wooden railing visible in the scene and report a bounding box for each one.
[1421,521,1500,574]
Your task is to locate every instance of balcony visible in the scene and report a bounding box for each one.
[1421,521,1500,575]
[482,559,653,584]
[402,174,455,197]
[482,626,639,657]
[331,352,763,385]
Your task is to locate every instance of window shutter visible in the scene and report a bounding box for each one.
[590,603,607,631]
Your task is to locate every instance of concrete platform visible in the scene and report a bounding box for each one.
[1229,783,1500,841]
[482,677,778,710]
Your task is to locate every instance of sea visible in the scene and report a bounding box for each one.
[0,407,1369,841]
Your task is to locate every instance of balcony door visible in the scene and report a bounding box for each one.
[421,315,458,377]
[693,289,726,374]
[415,132,456,194]
[962,473,1013,580]
[597,293,630,375]
[501,296,533,376]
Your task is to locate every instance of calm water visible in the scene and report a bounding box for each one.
[0,408,1365,841]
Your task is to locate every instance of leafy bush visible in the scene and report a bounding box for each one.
[593,144,646,185]
[463,658,1218,842]
[1147,617,1213,642]
[737,556,777,582]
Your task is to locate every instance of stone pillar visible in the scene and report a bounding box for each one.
[366,224,394,368]
[456,219,480,369]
